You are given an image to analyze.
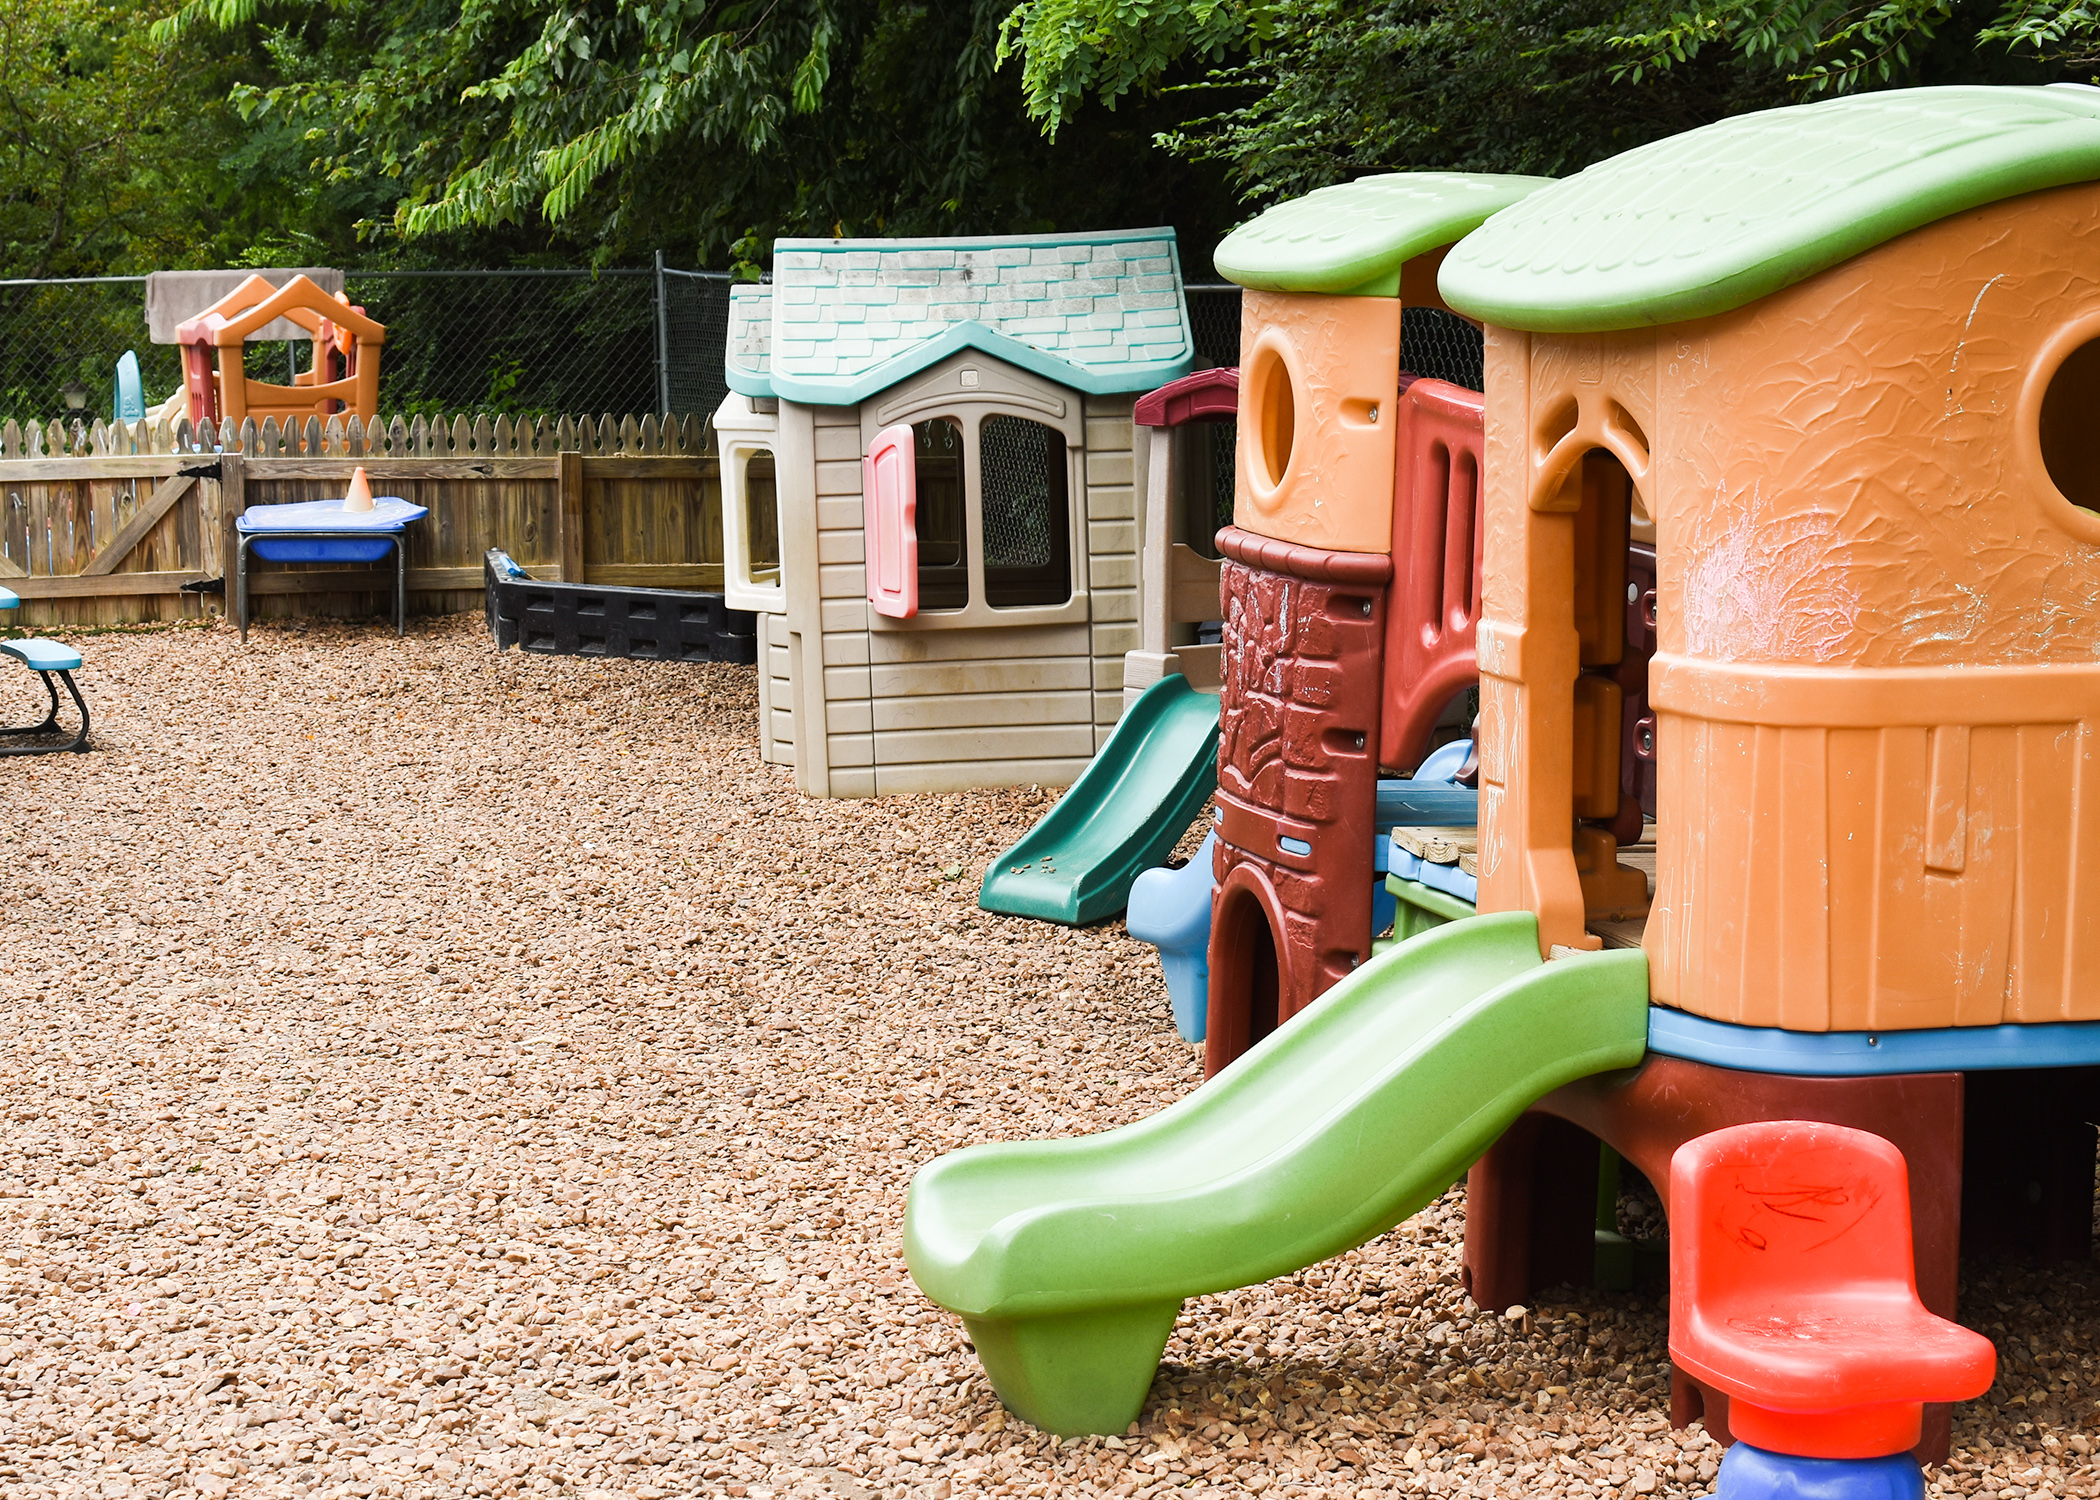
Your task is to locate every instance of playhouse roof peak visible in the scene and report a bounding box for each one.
[1440,84,2100,333]
[1214,173,1556,297]
[724,228,1193,406]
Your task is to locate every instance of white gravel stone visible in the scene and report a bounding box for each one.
[0,615,2086,1500]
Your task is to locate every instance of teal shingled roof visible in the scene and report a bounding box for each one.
[725,284,771,393]
[723,229,1193,404]
[1214,173,1555,297]
[1440,84,2100,333]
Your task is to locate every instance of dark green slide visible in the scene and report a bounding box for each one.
[978,674,1220,925]
[903,914,1650,1435]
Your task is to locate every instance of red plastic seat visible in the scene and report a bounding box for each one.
[1669,1121,1996,1459]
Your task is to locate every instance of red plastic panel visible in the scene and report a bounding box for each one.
[1670,1121,1996,1458]
[1380,378,1485,772]
[1133,367,1241,429]
[181,340,218,427]
[863,423,918,619]
[1205,545,1387,1077]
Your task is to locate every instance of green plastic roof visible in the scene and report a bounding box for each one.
[1440,85,2100,333]
[1214,173,1557,297]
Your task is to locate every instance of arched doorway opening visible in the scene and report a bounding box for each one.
[1205,875,1283,1075]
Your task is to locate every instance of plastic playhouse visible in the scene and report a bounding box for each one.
[176,273,385,429]
[713,230,1202,800]
[903,83,2100,1454]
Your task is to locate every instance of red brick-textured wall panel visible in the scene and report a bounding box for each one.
[1205,530,1390,1074]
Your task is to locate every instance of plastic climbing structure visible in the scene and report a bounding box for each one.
[177,273,385,429]
[905,85,2100,1454]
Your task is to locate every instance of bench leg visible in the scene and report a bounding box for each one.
[0,669,88,755]
[0,669,61,738]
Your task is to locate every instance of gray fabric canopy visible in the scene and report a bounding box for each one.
[144,268,345,344]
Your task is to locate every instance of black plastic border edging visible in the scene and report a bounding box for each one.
[483,550,758,665]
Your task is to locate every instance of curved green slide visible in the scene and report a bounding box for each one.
[978,673,1220,925]
[904,914,1650,1434]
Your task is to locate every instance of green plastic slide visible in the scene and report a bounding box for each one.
[977,674,1220,925]
[903,914,1650,1435]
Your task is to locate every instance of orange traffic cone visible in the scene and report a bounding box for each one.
[344,465,375,513]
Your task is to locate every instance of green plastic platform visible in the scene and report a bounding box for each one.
[904,913,1650,1434]
[978,674,1220,925]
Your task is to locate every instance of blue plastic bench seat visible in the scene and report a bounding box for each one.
[0,634,89,754]
[3,639,81,672]
[0,585,17,609]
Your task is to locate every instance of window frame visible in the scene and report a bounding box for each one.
[718,393,787,614]
[859,356,1089,631]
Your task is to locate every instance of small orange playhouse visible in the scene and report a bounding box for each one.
[176,273,385,428]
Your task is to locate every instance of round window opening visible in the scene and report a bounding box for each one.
[2041,335,2100,513]
[1251,344,1297,492]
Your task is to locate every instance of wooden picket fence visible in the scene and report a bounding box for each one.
[0,411,728,628]
[3,411,710,459]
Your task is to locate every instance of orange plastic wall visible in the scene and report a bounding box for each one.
[1233,290,1401,555]
[1477,180,2100,1029]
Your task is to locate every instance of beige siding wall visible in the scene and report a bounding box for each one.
[811,407,875,798]
[866,621,1095,792]
[760,612,794,765]
[1085,394,1138,749]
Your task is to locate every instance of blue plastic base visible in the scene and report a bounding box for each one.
[1649,1006,2100,1075]
[1126,831,1216,1043]
[1388,845,1479,902]
[249,536,398,562]
[1718,1444,1923,1500]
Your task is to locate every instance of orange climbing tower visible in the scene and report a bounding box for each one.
[1441,85,2100,1031]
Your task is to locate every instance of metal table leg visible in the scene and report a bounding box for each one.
[237,534,252,641]
[396,535,406,636]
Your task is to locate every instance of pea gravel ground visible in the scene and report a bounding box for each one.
[0,614,2094,1500]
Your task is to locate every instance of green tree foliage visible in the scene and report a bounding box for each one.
[1004,0,2090,203]
[157,0,1242,269]
[0,0,423,277]
[0,0,214,276]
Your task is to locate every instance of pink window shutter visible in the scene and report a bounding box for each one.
[864,423,919,618]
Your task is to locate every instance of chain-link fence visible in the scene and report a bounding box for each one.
[0,269,1230,429]
[0,266,736,428]
[661,266,732,421]
[1403,306,1485,392]
[1186,284,1241,371]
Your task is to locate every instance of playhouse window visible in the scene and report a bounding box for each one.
[743,449,781,583]
[913,417,970,610]
[1179,419,1237,561]
[980,416,1072,607]
[2041,335,2100,513]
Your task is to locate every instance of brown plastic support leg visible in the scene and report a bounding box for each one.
[1461,1056,1965,1464]
[1463,1115,1599,1312]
